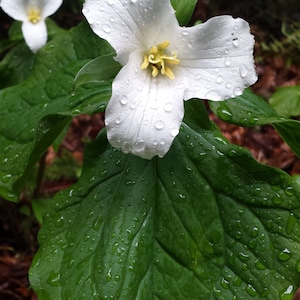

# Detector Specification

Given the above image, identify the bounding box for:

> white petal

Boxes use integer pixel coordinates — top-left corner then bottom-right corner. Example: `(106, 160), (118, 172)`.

(1, 0), (28, 21)
(176, 16), (257, 101)
(82, 0), (179, 66)
(40, 0), (63, 18)
(22, 21), (47, 52)
(105, 51), (184, 160)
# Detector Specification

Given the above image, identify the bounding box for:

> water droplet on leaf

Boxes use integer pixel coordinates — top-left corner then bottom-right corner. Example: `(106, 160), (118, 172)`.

(278, 248), (292, 261)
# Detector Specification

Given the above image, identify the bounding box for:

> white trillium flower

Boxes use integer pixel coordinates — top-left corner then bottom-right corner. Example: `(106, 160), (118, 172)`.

(82, 0), (257, 160)
(0, 0), (63, 52)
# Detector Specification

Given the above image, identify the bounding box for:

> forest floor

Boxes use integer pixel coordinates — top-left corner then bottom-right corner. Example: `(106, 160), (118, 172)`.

(1, 1), (300, 299)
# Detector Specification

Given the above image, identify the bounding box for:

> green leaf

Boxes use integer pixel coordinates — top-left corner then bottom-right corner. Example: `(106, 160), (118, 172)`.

(73, 53), (121, 90)
(0, 20), (67, 88)
(0, 22), (113, 201)
(30, 100), (300, 299)
(269, 86), (300, 118)
(171, 0), (197, 25)
(209, 89), (300, 158)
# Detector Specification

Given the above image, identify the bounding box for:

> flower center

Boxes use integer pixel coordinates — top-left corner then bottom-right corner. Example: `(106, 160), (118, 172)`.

(141, 41), (180, 80)
(27, 8), (41, 24)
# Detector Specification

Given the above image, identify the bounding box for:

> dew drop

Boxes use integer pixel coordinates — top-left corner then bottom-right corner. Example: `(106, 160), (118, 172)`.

(120, 95), (128, 105)
(232, 38), (239, 47)
(240, 64), (249, 78)
(106, 268), (112, 282)
(164, 102), (173, 112)
(272, 194), (282, 205)
(47, 270), (60, 287)
(279, 285), (294, 300)
(195, 73), (202, 80)
(115, 117), (121, 125)
(136, 84), (143, 91)
(102, 24), (111, 33)
(1, 174), (12, 183)
(246, 284), (257, 297)
(238, 252), (250, 261)
(225, 58), (231, 66)
(82, 8), (89, 14)
(133, 141), (145, 151)
(278, 248), (292, 261)
(284, 186), (294, 196)
(233, 87), (243, 96)
(129, 101), (136, 110)
(217, 105), (233, 121)
(233, 276), (242, 286)
(225, 82), (232, 89)
(171, 128), (179, 137)
(255, 259), (266, 270)
(216, 76), (223, 84)
(176, 82), (185, 90)
(251, 227), (259, 237)
(286, 215), (297, 234)
(155, 120), (164, 130)
(206, 90), (221, 100)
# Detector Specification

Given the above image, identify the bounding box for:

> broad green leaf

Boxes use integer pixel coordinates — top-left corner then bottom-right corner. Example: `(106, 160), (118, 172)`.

(171, 0), (198, 25)
(269, 86), (300, 118)
(73, 53), (121, 90)
(209, 89), (300, 158)
(30, 100), (300, 299)
(0, 20), (66, 88)
(0, 22), (113, 201)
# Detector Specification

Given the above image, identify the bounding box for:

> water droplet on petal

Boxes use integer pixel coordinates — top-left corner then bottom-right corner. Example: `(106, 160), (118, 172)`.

(102, 24), (111, 33)
(240, 65), (249, 78)
(155, 121), (164, 130)
(225, 58), (231, 66)
(195, 73), (202, 80)
(115, 117), (121, 124)
(233, 87), (243, 96)
(176, 82), (185, 90)
(129, 102), (136, 110)
(120, 95), (128, 105)
(164, 102), (173, 112)
(225, 82), (232, 89)
(206, 90), (222, 100)
(232, 38), (239, 47)
(133, 141), (145, 151)
(216, 76), (223, 84)
(171, 128), (179, 137)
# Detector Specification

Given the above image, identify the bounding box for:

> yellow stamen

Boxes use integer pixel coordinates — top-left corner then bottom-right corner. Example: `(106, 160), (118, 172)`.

(141, 41), (180, 80)
(28, 8), (41, 24)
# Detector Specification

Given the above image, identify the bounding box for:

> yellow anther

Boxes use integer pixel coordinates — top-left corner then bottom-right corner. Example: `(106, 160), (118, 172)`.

(27, 8), (41, 24)
(141, 40), (180, 80)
